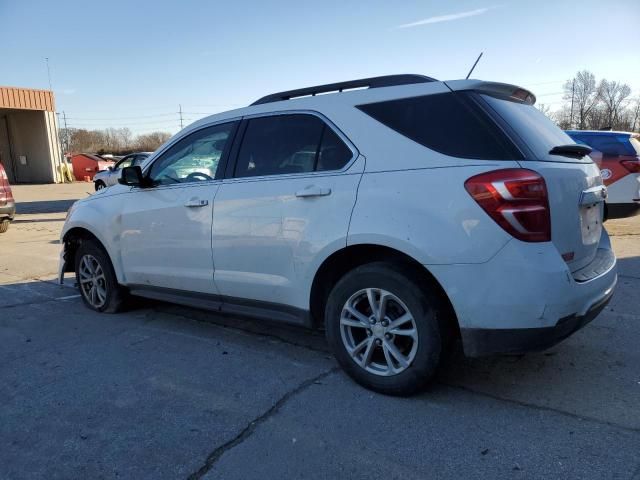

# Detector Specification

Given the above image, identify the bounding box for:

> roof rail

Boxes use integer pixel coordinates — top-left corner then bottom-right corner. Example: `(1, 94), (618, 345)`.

(250, 74), (437, 106)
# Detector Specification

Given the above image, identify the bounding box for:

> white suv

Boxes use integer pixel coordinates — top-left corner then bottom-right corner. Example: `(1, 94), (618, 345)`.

(60, 75), (617, 395)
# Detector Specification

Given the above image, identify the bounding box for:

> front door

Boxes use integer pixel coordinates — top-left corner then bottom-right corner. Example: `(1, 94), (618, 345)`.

(212, 113), (362, 310)
(120, 121), (238, 293)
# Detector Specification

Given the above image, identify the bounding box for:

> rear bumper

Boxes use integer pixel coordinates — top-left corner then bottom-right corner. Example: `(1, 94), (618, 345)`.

(607, 201), (640, 219)
(427, 229), (617, 357)
(460, 280), (615, 356)
(0, 200), (15, 220)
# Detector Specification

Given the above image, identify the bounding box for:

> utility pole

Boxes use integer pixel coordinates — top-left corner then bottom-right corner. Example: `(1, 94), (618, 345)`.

(179, 104), (184, 129)
(62, 111), (69, 153)
(569, 78), (575, 129)
(44, 57), (53, 91)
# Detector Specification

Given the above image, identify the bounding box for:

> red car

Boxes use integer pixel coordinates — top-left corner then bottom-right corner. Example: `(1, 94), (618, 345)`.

(0, 163), (15, 233)
(566, 130), (640, 218)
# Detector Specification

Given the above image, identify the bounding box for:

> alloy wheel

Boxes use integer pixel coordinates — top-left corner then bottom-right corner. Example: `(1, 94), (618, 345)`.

(340, 288), (419, 376)
(78, 254), (108, 308)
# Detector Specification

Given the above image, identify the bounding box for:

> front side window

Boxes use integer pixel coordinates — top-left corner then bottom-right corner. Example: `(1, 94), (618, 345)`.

(234, 114), (353, 178)
(149, 122), (236, 185)
(132, 155), (148, 166)
(115, 155), (134, 170)
(357, 92), (522, 161)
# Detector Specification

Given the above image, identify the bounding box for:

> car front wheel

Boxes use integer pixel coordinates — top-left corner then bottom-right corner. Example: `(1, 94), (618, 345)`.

(94, 181), (106, 191)
(325, 262), (444, 396)
(75, 239), (126, 313)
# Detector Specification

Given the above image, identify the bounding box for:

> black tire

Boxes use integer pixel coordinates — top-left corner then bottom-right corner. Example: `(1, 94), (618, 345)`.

(325, 262), (444, 396)
(0, 220), (9, 233)
(94, 181), (106, 191)
(74, 239), (127, 313)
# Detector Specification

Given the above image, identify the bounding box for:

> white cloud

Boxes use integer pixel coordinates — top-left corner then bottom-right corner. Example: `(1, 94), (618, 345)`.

(396, 6), (498, 29)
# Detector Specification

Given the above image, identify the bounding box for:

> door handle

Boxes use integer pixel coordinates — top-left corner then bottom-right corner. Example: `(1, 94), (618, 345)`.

(184, 198), (209, 207)
(295, 185), (332, 198)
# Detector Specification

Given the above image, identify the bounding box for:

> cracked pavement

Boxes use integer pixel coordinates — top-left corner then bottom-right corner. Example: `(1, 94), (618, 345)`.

(1, 184), (640, 479)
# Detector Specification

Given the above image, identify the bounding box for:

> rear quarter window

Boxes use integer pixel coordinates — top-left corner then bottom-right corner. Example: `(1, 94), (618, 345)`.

(356, 92), (522, 161)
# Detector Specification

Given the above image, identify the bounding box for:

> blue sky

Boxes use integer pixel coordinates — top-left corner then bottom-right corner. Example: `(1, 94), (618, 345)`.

(1, 0), (638, 135)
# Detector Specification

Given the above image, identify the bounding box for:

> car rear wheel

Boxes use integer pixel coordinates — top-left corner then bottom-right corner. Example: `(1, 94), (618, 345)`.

(75, 239), (127, 313)
(94, 181), (106, 191)
(0, 219), (9, 233)
(325, 262), (444, 396)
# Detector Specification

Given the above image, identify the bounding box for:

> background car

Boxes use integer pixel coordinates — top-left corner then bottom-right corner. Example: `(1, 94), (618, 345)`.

(93, 152), (151, 190)
(0, 163), (15, 233)
(566, 130), (640, 218)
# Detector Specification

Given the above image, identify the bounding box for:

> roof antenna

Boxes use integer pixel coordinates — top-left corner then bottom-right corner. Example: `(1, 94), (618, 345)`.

(465, 52), (483, 79)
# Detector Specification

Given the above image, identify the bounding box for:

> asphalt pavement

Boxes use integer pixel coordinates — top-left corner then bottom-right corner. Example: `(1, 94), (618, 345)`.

(1, 183), (639, 480)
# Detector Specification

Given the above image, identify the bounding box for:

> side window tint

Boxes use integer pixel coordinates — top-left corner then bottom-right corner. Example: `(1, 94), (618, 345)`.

(316, 127), (353, 171)
(357, 93), (521, 160)
(235, 115), (324, 178)
(149, 122), (236, 185)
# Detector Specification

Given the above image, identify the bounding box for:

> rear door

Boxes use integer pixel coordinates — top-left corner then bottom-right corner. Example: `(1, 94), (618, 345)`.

(480, 93), (606, 272)
(212, 113), (363, 310)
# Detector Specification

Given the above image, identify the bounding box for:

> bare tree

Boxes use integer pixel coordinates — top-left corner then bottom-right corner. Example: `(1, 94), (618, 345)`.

(536, 103), (555, 121)
(118, 128), (133, 150)
(59, 128), (171, 154)
(599, 80), (631, 129)
(563, 70), (601, 129)
(629, 97), (640, 132)
(135, 132), (172, 152)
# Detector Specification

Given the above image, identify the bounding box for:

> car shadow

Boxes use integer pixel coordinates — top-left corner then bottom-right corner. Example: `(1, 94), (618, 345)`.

(12, 218), (65, 224)
(15, 199), (78, 214)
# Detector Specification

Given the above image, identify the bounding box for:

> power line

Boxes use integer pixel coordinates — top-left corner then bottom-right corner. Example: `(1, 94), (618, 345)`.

(535, 91), (565, 97)
(64, 112), (177, 120)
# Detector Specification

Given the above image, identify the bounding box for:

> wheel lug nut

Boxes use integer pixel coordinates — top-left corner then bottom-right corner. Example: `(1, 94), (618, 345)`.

(385, 333), (392, 340)
(382, 320), (389, 327)
(375, 339), (382, 346)
(370, 318), (376, 324)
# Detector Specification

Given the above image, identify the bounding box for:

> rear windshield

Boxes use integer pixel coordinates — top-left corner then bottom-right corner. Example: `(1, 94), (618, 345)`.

(356, 92), (523, 161)
(481, 94), (581, 161)
(569, 133), (639, 156)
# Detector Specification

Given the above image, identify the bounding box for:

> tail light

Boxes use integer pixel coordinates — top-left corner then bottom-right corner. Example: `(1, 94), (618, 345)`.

(621, 160), (640, 173)
(465, 168), (551, 242)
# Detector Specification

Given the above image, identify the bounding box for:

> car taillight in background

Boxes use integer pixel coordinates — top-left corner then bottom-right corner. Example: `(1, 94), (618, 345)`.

(621, 160), (640, 173)
(465, 168), (551, 242)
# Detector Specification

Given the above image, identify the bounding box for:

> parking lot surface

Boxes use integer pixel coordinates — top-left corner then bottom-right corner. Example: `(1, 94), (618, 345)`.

(1, 184), (639, 479)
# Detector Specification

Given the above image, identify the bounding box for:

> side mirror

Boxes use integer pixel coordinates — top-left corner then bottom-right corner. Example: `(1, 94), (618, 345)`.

(118, 166), (147, 187)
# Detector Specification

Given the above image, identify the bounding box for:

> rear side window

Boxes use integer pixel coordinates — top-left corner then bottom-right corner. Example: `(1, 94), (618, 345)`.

(234, 114), (353, 178)
(357, 92), (522, 160)
(569, 134), (637, 156)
